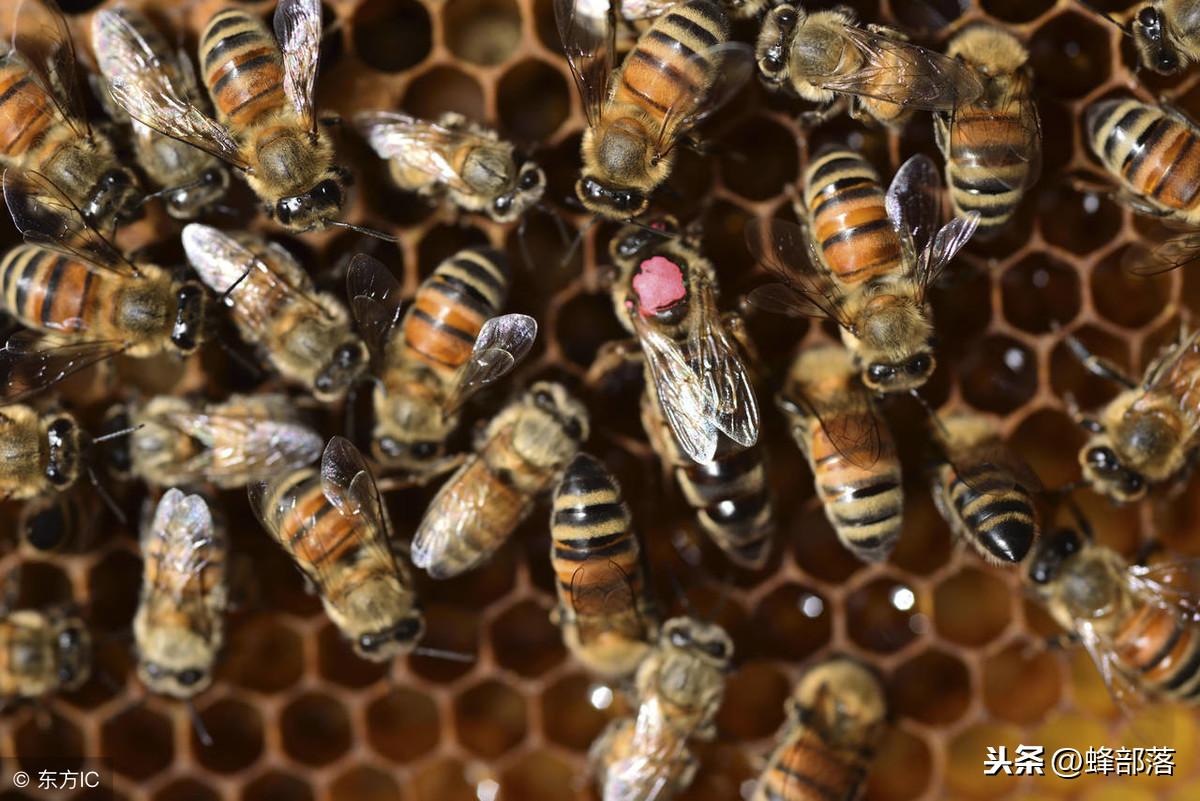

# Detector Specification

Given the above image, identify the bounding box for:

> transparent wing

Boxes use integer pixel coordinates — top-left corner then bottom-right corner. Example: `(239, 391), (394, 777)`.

(0, 331), (125, 403)
(1076, 618), (1148, 715)
(743, 217), (852, 328)
(444, 314), (538, 414)
(92, 9), (245, 168)
(652, 41), (755, 158)
(914, 210), (980, 301)
(941, 436), (1042, 496)
(321, 436), (386, 535)
(411, 458), (503, 577)
(353, 111), (483, 194)
(688, 283), (758, 448)
(7, 0), (88, 136)
(632, 312), (718, 464)
(1127, 232), (1200, 277)
(273, 0), (321, 131)
(570, 561), (648, 644)
(164, 411), (323, 485)
(1140, 329), (1200, 425)
(948, 71), (1041, 191)
(554, 0), (614, 128)
(603, 696), (686, 801)
(886, 153), (942, 256)
(787, 382), (884, 471)
(817, 26), (983, 111)
(346, 252), (405, 363)
(145, 488), (220, 610)
(1128, 559), (1200, 622)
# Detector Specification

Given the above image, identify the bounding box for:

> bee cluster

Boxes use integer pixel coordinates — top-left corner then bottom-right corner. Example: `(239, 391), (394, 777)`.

(3, 0), (1200, 800)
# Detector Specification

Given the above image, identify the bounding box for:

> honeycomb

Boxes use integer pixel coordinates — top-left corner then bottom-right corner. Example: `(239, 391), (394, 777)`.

(3, 0), (1200, 799)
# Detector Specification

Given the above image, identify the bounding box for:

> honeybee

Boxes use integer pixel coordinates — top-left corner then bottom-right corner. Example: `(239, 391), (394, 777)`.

(1091, 2), (1200, 75)
(550, 452), (658, 679)
(249, 437), (424, 662)
(102, 0), (353, 232)
(555, 0), (753, 219)
(0, 0), (141, 233)
(134, 488), (227, 699)
(934, 24), (1041, 240)
(0, 606), (90, 703)
(0, 404), (83, 502)
(182, 224), (367, 401)
(354, 111), (546, 224)
(929, 410), (1041, 566)
(106, 393), (323, 490)
(412, 382), (589, 579)
(346, 251), (537, 479)
(1063, 327), (1200, 505)
(17, 487), (101, 555)
(598, 220), (771, 568)
(755, 4), (982, 128)
(751, 656), (887, 801)
(746, 152), (979, 395)
(1028, 522), (1200, 706)
(590, 616), (732, 801)
(778, 343), (903, 564)
(91, 8), (231, 220)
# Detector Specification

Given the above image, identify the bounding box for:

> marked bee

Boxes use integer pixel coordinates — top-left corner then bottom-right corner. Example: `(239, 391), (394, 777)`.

(182, 224), (367, 402)
(249, 437), (424, 662)
(1063, 326), (1200, 504)
(355, 111), (546, 224)
(412, 382), (589, 579)
(755, 4), (982, 128)
(134, 488), (227, 699)
(550, 452), (658, 679)
(0, 0), (141, 233)
(91, 8), (231, 220)
(752, 656), (887, 801)
(929, 410), (1041, 566)
(102, 0), (354, 232)
(105, 393), (323, 490)
(590, 616), (732, 801)
(0, 404), (83, 502)
(346, 250), (537, 480)
(778, 343), (903, 564)
(935, 24), (1041, 240)
(747, 152), (979, 395)
(598, 219), (771, 568)
(0, 606), (90, 703)
(555, 0), (753, 219)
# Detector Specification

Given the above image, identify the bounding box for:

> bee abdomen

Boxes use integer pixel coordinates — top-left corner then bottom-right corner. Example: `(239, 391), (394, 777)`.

(679, 444), (774, 568)
(1117, 605), (1200, 702)
(948, 476), (1036, 564)
(819, 474), (903, 563)
(0, 53), (62, 163)
(200, 9), (285, 128)
(1086, 99), (1200, 213)
(759, 730), (867, 801)
(946, 111), (1035, 234)
(0, 245), (97, 336)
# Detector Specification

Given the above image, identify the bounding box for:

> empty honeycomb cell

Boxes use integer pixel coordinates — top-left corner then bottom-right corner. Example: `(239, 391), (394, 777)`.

(445, 0), (522, 66)
(1048, 324), (1130, 410)
(1010, 408), (1086, 491)
(317, 3), (344, 73)
(846, 577), (924, 654)
(453, 679), (528, 758)
(416, 223), (492, 274)
(8, 559), (72, 610)
(934, 567), (1013, 647)
(280, 692), (353, 766)
(867, 725), (934, 801)
(958, 334), (1038, 413)
(152, 778), (219, 801)
(499, 749), (575, 801)
(14, 713), (84, 775)
(366, 687), (441, 762)
(193, 698), (265, 774)
(748, 583), (832, 662)
(792, 505), (865, 585)
(221, 617), (305, 693)
(490, 598), (566, 677)
(719, 116), (799, 203)
(983, 641), (1063, 726)
(1036, 183), (1122, 256)
(318, 622), (391, 689)
(928, 267), (993, 360)
(352, 0), (432, 73)
(946, 721), (1024, 799)
(890, 492), (956, 577)
(505, 213), (580, 285)
(980, 0), (1053, 23)
(242, 771), (314, 801)
(100, 705), (174, 780)
(1029, 12), (1113, 98)
(330, 765), (404, 801)
(554, 289), (629, 368)
(891, 0), (967, 33)
(1001, 252), (1082, 334)
(86, 549), (141, 631)
(406, 603), (479, 684)
(404, 67), (487, 123)
(540, 672), (611, 751)
(890, 647), (972, 726)
(498, 60), (570, 142)
(1092, 246), (1173, 328)
(715, 661), (789, 740)
(64, 638), (129, 711)
(413, 758), (476, 801)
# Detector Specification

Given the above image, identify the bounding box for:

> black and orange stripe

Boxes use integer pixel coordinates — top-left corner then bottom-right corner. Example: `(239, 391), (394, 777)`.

(1, 245), (101, 338)
(755, 726), (872, 801)
(1115, 601), (1200, 701)
(199, 9), (286, 130)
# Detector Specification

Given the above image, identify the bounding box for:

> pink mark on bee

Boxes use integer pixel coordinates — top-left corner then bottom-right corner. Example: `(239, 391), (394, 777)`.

(631, 256), (686, 317)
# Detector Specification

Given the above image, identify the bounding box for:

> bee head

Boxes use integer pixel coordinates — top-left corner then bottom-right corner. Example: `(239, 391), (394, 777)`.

(165, 167), (231, 220)
(491, 162), (546, 223)
(528, 382), (590, 444)
(576, 175), (649, 220)
(44, 414), (81, 489)
(313, 339), (368, 401)
(87, 167), (143, 227)
(1132, 6), (1182, 74)
(610, 217), (680, 263)
(273, 173), (347, 231)
(355, 614), (425, 661)
(662, 617), (734, 668)
(54, 618), (92, 691)
(756, 4), (800, 84)
(1028, 527), (1083, 586)
(139, 657), (212, 698)
(171, 281), (208, 355)
(1080, 440), (1147, 504)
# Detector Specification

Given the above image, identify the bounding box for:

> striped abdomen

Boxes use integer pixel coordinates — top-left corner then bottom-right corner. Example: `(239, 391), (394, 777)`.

(0, 45), (69, 167)
(142, 517), (226, 632)
(397, 247), (509, 381)
(936, 464), (1037, 564)
(754, 726), (870, 801)
(199, 9), (285, 129)
(1114, 602), (1200, 702)
(802, 149), (902, 286)
(0, 245), (115, 339)
(808, 415), (903, 564)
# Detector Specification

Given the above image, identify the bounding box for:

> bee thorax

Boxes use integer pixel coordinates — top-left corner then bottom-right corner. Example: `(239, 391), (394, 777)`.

(598, 125), (650, 180)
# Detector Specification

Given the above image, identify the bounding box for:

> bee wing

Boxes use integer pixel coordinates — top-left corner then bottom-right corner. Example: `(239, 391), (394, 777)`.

(913, 210), (979, 300)
(653, 41), (755, 158)
(689, 282), (758, 448)
(818, 26), (983, 111)
(91, 9), (246, 169)
(554, 0), (615, 129)
(569, 560), (648, 644)
(273, 0), (322, 132)
(144, 489), (222, 627)
(1075, 618), (1149, 714)
(2, 170), (138, 276)
(411, 458), (501, 577)
(947, 71), (1041, 190)
(603, 695), (682, 801)
(941, 438), (1041, 496)
(444, 314), (538, 414)
(316, 437), (406, 583)
(743, 217), (853, 328)
(346, 252), (404, 364)
(787, 382), (884, 471)
(0, 331), (126, 403)
(163, 411), (324, 485)
(6, 0), (88, 136)
(632, 312), (718, 464)
(353, 111), (482, 194)
(1127, 559), (1200, 622)
(1126, 232), (1200, 277)
(1138, 329), (1200, 426)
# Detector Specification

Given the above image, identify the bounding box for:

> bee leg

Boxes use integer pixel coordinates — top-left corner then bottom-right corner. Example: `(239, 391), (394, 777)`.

(1061, 333), (1138, 389)
(585, 338), (643, 390)
(796, 97), (845, 129)
(1134, 537), (1165, 567)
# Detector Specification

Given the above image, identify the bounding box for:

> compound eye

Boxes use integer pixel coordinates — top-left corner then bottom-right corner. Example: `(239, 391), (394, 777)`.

(143, 662), (164, 679)
(335, 343), (361, 368)
(177, 669), (203, 686)
(581, 178), (605, 200)
(1138, 7), (1159, 27)
(616, 191), (640, 211)
(58, 628), (80, 648)
(312, 179), (341, 205)
(533, 388), (555, 409)
(1086, 446), (1117, 473)
(411, 441), (438, 459)
(101, 170), (124, 187)
(775, 8), (797, 27)
(315, 374), (334, 393)
(493, 194), (514, 214)
(764, 53), (784, 71)
(669, 628), (690, 648)
(563, 418), (583, 440)
(1158, 52), (1179, 72)
(867, 363), (893, 383)
(704, 641), (728, 659)
(518, 168), (541, 191)
(379, 437), (403, 458)
(358, 634), (379, 653)
(392, 616), (422, 641)
(1123, 472), (1145, 494)
(202, 168), (223, 186)
(907, 354), (931, 376)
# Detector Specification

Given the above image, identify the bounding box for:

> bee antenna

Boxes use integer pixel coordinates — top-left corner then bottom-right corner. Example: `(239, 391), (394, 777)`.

(90, 423), (143, 445)
(413, 645), (476, 663)
(84, 464), (126, 527)
(662, 559), (696, 617)
(706, 575), (733, 623)
(909, 389), (951, 441)
(561, 216), (598, 270)
(1079, 2), (1131, 36)
(536, 202), (573, 249)
(186, 700), (214, 747)
(135, 176), (206, 208)
(328, 220), (399, 243)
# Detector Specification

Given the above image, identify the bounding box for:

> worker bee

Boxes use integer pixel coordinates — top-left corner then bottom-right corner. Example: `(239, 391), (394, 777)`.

(90, 8), (231, 220)
(182, 224), (367, 401)
(746, 152), (979, 395)
(590, 616), (732, 801)
(550, 452), (658, 679)
(249, 437), (424, 662)
(934, 24), (1041, 240)
(751, 656), (887, 801)
(17, 487), (101, 555)
(412, 382), (589, 579)
(102, 0), (354, 232)
(1063, 326), (1200, 505)
(555, 0), (753, 219)
(104, 393), (323, 490)
(0, 0), (141, 233)
(1028, 522), (1200, 706)
(778, 343), (903, 564)
(0, 404), (83, 502)
(1089, 2), (1200, 75)
(755, 4), (983, 128)
(0, 606), (91, 703)
(929, 410), (1041, 566)
(354, 111), (546, 224)
(346, 251), (537, 480)
(134, 488), (227, 699)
